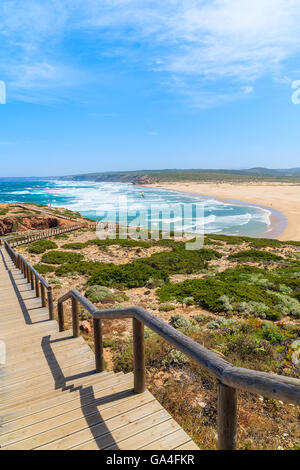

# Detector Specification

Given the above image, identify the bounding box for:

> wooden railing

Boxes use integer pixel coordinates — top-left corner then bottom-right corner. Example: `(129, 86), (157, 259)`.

(1, 223), (85, 247)
(57, 289), (300, 450)
(4, 241), (54, 321)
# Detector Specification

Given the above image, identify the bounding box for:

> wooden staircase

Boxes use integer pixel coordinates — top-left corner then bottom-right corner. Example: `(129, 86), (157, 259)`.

(0, 247), (198, 450)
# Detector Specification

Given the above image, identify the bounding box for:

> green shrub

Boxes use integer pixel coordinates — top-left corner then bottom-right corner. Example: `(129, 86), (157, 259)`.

(87, 263), (168, 288)
(206, 318), (237, 330)
(33, 264), (56, 274)
(137, 248), (222, 274)
(88, 238), (152, 248)
(145, 277), (165, 289)
(48, 278), (62, 288)
(61, 242), (88, 250)
(85, 285), (128, 303)
(103, 339), (116, 348)
(228, 249), (283, 263)
(225, 334), (275, 362)
(54, 233), (69, 240)
(182, 296), (195, 306)
(271, 292), (300, 317)
(55, 261), (111, 276)
(206, 234), (246, 245)
(249, 238), (282, 249)
(159, 303), (176, 312)
(28, 240), (57, 254)
(158, 276), (283, 320)
(170, 314), (193, 329)
(162, 349), (189, 367)
(41, 250), (84, 264)
(260, 323), (285, 344)
(0, 208), (8, 216)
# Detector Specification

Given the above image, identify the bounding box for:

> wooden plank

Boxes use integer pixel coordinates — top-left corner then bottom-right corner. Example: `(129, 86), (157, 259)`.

(0, 374), (134, 421)
(0, 352), (96, 386)
(0, 355), (97, 395)
(1, 390), (155, 448)
(32, 400), (163, 451)
(175, 440), (200, 450)
(71, 411), (173, 450)
(5, 336), (87, 365)
(0, 374), (129, 435)
(140, 429), (193, 450)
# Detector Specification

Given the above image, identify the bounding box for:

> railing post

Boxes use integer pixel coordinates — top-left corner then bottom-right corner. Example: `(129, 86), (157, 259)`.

(40, 283), (46, 307)
(26, 264), (30, 283)
(35, 275), (40, 298)
(48, 288), (54, 320)
(133, 317), (145, 394)
(58, 302), (64, 331)
(72, 297), (79, 338)
(217, 382), (237, 450)
(93, 318), (104, 372)
(30, 270), (34, 290)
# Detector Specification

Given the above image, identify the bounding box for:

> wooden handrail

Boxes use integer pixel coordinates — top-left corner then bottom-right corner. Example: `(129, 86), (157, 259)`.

(2, 223), (85, 247)
(57, 288), (300, 450)
(3, 223), (86, 319)
(4, 240), (55, 319)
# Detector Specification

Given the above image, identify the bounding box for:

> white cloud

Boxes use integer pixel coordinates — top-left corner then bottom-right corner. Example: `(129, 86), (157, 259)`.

(1, 0), (300, 105)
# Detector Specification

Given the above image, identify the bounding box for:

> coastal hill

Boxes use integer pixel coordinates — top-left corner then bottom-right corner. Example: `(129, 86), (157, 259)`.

(1, 168), (300, 184)
(62, 168), (300, 184)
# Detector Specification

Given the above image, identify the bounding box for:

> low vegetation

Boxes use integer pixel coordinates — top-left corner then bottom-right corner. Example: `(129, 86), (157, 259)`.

(41, 250), (84, 264)
(61, 242), (88, 250)
(33, 263), (57, 274)
(87, 263), (169, 288)
(85, 285), (129, 304)
(158, 264), (300, 320)
(28, 239), (58, 254)
(228, 249), (283, 263)
(136, 247), (221, 274)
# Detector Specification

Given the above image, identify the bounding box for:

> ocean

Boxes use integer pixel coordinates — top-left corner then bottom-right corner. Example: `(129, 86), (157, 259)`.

(0, 179), (273, 237)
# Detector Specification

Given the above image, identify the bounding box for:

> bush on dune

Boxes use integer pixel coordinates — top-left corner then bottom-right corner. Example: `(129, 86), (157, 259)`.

(41, 250), (84, 264)
(157, 261), (300, 320)
(33, 264), (56, 274)
(61, 242), (88, 250)
(228, 249), (283, 263)
(158, 277), (282, 318)
(87, 263), (168, 288)
(88, 238), (152, 248)
(55, 261), (111, 276)
(28, 240), (57, 254)
(85, 285), (128, 303)
(137, 247), (222, 274)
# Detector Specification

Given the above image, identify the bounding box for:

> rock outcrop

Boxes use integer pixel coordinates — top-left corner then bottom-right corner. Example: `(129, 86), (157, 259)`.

(0, 216), (70, 236)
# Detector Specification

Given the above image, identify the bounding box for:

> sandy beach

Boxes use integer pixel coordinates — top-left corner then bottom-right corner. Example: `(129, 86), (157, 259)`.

(145, 182), (300, 241)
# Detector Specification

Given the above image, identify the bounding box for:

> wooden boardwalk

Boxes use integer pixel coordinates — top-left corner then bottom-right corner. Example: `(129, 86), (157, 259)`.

(0, 247), (198, 450)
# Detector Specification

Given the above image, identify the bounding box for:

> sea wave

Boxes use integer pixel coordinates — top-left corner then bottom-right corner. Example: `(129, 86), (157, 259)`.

(0, 179), (272, 237)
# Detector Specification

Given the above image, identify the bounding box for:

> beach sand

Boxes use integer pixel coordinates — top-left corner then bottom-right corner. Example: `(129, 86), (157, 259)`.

(144, 182), (300, 241)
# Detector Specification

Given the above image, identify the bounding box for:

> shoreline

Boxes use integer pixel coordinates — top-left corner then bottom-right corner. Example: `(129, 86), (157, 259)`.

(142, 182), (300, 241)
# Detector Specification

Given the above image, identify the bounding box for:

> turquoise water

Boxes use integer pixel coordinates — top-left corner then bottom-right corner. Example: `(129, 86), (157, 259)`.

(0, 179), (273, 237)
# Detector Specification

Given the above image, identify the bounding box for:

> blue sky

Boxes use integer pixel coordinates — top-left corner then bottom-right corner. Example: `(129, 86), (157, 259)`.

(1, 0), (300, 176)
